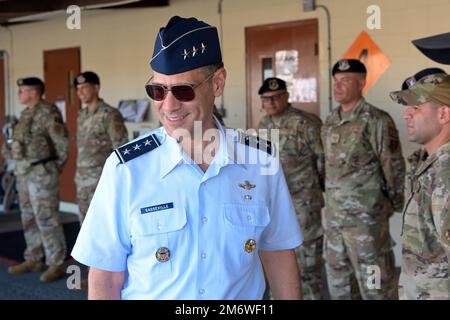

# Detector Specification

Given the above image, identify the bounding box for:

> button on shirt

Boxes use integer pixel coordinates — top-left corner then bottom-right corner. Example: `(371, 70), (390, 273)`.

(71, 119), (303, 300)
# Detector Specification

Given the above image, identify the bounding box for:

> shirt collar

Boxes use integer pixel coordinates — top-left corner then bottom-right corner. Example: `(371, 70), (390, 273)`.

(158, 115), (247, 179)
(82, 99), (103, 114)
(157, 126), (184, 179)
(415, 141), (450, 177)
(328, 97), (366, 125)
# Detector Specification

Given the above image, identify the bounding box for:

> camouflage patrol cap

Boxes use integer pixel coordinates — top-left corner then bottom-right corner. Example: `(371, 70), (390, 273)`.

(17, 77), (45, 94)
(74, 71), (100, 86)
(258, 77), (287, 94)
(390, 73), (450, 106)
(332, 59), (367, 76)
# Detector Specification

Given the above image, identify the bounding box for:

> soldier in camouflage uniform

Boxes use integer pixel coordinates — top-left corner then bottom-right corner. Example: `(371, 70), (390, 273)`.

(400, 69), (446, 191)
(1, 77), (69, 282)
(390, 72), (450, 299)
(258, 77), (325, 300)
(74, 71), (128, 224)
(322, 60), (405, 299)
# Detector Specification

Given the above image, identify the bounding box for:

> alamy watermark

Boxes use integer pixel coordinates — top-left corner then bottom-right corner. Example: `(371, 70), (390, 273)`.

(367, 5), (381, 30)
(366, 264), (381, 290)
(66, 264), (82, 290)
(66, 5), (81, 30)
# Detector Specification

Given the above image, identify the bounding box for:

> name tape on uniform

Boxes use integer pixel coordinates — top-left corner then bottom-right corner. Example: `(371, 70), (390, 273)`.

(140, 202), (174, 214)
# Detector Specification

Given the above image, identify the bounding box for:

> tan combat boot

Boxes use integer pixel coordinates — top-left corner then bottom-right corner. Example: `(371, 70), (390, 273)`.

(39, 265), (65, 283)
(8, 260), (46, 275)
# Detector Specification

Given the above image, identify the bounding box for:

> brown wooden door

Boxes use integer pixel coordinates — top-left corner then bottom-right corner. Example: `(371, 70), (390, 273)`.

(43, 47), (80, 202)
(0, 55), (5, 167)
(246, 19), (319, 129)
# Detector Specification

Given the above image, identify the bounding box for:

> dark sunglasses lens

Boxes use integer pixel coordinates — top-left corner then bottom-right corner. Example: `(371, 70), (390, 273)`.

(171, 85), (195, 102)
(145, 85), (166, 101)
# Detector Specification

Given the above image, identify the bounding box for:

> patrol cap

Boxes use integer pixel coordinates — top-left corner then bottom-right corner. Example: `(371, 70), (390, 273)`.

(17, 77), (45, 94)
(74, 71), (100, 86)
(150, 16), (222, 75)
(401, 67), (447, 90)
(412, 32), (450, 65)
(390, 73), (450, 107)
(258, 77), (287, 95)
(332, 59), (367, 76)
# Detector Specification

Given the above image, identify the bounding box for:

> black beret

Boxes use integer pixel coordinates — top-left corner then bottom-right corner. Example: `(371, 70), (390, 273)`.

(412, 32), (450, 65)
(258, 77), (287, 95)
(17, 77), (44, 87)
(401, 67), (447, 90)
(74, 71), (100, 86)
(332, 59), (367, 76)
(17, 77), (44, 94)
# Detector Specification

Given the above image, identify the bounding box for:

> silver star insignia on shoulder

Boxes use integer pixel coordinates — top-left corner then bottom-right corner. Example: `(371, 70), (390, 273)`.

(144, 139), (152, 146)
(201, 42), (207, 54)
(122, 148), (130, 155)
(133, 144), (141, 151)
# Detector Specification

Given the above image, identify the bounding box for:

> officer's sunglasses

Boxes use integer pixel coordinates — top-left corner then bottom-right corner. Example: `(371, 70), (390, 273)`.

(145, 71), (216, 102)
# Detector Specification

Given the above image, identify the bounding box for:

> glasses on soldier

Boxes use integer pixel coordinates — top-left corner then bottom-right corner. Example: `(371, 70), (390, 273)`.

(145, 71), (216, 102)
(261, 92), (286, 103)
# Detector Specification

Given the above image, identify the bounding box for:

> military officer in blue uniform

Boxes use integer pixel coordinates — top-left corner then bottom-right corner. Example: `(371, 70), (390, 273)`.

(71, 16), (303, 300)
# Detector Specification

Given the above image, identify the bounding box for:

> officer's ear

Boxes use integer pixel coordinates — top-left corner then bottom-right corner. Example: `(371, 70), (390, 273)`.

(213, 67), (226, 98)
(438, 105), (450, 125)
(358, 75), (367, 91)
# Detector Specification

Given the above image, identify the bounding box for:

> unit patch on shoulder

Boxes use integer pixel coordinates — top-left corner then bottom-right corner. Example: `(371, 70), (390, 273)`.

(114, 134), (161, 163)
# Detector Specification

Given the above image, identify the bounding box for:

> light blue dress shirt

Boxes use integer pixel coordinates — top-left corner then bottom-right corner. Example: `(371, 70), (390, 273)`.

(71, 119), (303, 299)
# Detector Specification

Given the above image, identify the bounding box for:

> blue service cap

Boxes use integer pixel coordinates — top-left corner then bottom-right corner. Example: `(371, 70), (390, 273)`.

(150, 16), (223, 75)
(412, 32), (450, 65)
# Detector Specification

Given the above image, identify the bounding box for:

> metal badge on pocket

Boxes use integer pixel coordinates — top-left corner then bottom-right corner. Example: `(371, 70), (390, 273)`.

(155, 247), (171, 262)
(244, 239), (256, 253)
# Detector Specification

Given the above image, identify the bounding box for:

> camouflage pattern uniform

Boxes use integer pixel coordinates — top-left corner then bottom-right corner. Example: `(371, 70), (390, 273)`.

(321, 98), (405, 300)
(1, 100), (69, 267)
(399, 142), (450, 299)
(406, 148), (428, 193)
(75, 100), (128, 224)
(259, 105), (325, 300)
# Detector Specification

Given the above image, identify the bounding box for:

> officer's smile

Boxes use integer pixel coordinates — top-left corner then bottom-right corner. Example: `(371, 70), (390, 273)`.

(163, 112), (190, 125)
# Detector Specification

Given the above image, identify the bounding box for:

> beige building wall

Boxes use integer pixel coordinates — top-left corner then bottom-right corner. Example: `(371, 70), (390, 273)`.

(1, 0), (449, 265)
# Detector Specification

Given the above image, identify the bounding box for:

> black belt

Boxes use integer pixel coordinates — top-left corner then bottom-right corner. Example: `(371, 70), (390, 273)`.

(30, 156), (58, 166)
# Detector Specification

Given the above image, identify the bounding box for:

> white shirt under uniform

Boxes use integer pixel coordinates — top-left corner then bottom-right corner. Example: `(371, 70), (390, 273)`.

(72, 119), (303, 299)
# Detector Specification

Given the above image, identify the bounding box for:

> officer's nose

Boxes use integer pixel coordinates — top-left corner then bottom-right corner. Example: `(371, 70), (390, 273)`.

(403, 106), (414, 120)
(161, 91), (182, 112)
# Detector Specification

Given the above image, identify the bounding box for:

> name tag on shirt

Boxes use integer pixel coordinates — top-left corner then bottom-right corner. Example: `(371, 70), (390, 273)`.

(140, 202), (174, 214)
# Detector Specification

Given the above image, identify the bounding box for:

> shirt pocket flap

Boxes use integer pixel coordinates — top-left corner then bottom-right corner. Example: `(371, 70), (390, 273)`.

(223, 204), (270, 227)
(134, 207), (187, 235)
